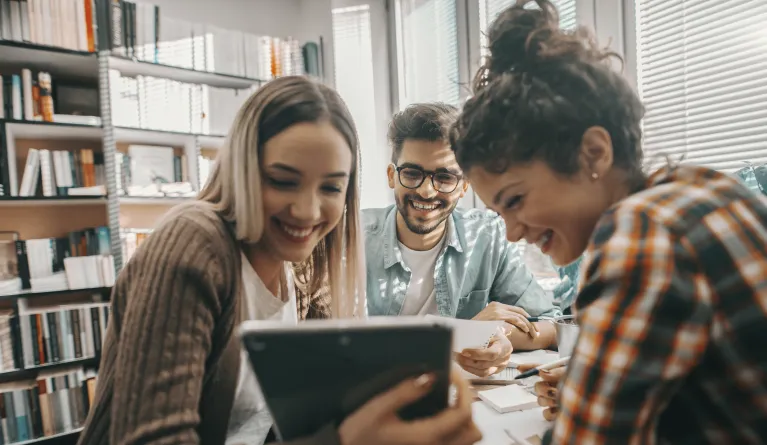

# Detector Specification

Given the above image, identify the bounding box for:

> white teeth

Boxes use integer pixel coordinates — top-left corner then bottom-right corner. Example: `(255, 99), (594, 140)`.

(280, 224), (313, 238)
(535, 231), (552, 249)
(412, 201), (438, 211)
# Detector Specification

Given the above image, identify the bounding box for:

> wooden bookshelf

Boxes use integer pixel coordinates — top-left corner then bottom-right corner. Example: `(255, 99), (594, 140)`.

(109, 56), (264, 89)
(0, 287), (111, 303)
(0, 357), (99, 385)
(0, 2), (314, 443)
(0, 41), (97, 82)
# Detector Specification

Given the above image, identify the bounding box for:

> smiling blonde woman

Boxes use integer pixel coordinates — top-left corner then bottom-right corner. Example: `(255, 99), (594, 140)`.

(77, 76), (480, 445)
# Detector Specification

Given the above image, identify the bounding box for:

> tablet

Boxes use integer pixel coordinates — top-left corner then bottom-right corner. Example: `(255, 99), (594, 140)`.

(239, 317), (454, 441)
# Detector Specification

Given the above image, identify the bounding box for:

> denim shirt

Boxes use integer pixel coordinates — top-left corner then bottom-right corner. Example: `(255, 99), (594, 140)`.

(362, 206), (562, 319)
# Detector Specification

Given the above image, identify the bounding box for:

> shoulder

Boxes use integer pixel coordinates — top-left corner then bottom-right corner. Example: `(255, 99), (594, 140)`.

(361, 206), (395, 235)
(452, 207), (505, 234)
(613, 165), (761, 235)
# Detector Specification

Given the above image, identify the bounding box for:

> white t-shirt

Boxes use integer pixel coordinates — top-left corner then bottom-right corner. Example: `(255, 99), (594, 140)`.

(398, 239), (444, 316)
(226, 253), (298, 445)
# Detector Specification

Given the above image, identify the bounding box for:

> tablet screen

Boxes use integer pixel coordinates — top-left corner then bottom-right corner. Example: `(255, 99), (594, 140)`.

(241, 322), (453, 441)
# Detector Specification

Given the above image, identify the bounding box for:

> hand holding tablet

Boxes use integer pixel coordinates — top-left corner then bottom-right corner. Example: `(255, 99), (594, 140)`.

(338, 368), (481, 445)
(239, 317), (483, 445)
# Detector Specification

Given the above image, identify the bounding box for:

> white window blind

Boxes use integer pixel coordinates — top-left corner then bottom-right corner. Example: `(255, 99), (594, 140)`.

(395, 0), (460, 107)
(332, 5), (380, 209)
(635, 0), (767, 172)
(479, 0), (577, 59)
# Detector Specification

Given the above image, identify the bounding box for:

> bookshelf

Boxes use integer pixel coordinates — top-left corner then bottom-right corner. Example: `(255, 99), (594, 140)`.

(1, 0), (319, 443)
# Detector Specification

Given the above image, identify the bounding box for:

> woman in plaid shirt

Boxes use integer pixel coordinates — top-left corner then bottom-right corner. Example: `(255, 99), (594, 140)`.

(450, 0), (767, 443)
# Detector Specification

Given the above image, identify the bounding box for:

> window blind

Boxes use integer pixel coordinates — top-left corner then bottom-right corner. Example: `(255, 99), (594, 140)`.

(396, 0), (460, 107)
(479, 0), (577, 59)
(332, 5), (379, 208)
(635, 0), (767, 172)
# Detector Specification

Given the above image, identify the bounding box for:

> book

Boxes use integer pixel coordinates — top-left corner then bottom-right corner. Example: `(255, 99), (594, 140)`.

(478, 384), (539, 414)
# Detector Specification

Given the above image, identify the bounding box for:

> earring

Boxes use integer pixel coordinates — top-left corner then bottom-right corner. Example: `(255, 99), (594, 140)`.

(591, 172), (599, 180)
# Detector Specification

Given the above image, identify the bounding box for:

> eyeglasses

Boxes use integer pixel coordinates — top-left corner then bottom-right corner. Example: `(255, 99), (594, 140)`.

(396, 166), (462, 194)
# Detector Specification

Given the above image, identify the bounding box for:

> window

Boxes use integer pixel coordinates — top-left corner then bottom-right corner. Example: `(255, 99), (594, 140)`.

(395, 0), (460, 107)
(479, 0), (577, 59)
(332, 4), (381, 209)
(634, 1), (767, 172)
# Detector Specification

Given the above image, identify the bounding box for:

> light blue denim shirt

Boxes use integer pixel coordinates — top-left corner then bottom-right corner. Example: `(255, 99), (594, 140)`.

(363, 206), (562, 319)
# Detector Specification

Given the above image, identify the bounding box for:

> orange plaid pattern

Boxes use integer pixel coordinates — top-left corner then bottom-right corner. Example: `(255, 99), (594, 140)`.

(542, 165), (767, 444)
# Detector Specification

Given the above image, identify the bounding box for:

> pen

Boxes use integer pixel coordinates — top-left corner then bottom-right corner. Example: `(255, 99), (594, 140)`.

(514, 356), (570, 380)
(526, 316), (553, 322)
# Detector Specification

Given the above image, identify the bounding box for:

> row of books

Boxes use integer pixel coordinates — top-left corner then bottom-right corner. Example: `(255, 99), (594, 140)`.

(0, 0), (307, 79)
(17, 148), (104, 198)
(0, 0), (96, 52)
(0, 227), (114, 296)
(105, 0), (304, 79)
(109, 70), (254, 136)
(9, 301), (109, 370)
(0, 70), (53, 122)
(0, 368), (98, 444)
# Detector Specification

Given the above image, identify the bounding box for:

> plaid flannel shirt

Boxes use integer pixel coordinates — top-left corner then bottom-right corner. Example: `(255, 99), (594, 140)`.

(543, 166), (767, 444)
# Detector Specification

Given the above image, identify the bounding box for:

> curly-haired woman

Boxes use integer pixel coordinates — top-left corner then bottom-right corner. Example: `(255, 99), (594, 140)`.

(450, 1), (767, 443)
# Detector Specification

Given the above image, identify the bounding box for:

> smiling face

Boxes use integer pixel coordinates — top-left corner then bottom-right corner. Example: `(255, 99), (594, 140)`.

(257, 121), (353, 263)
(468, 161), (605, 265)
(388, 139), (468, 237)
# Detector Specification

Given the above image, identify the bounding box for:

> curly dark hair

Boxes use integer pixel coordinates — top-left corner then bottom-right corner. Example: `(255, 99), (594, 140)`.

(450, 0), (645, 184)
(388, 102), (459, 164)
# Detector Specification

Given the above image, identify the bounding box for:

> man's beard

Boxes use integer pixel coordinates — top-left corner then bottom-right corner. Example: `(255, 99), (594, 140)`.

(395, 193), (457, 235)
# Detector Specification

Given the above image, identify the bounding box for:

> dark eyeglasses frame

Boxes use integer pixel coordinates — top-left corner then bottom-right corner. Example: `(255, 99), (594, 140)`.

(395, 165), (463, 194)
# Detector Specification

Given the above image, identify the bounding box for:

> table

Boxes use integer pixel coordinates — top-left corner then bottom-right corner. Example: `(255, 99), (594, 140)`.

(473, 401), (552, 444)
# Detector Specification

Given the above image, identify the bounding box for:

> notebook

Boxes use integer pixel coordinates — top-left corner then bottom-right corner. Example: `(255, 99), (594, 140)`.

(477, 384), (540, 413)
(424, 315), (504, 352)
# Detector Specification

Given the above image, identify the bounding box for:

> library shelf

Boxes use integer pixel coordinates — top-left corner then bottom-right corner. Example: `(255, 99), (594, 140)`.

(109, 56), (266, 89)
(0, 41), (97, 81)
(0, 357), (99, 385)
(113, 126), (198, 146)
(14, 427), (84, 445)
(119, 196), (194, 206)
(197, 134), (227, 149)
(3, 120), (103, 140)
(0, 286), (111, 302)
(0, 196), (107, 207)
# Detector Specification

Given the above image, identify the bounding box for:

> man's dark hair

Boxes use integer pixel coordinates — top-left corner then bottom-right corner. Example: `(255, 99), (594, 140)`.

(388, 102), (459, 164)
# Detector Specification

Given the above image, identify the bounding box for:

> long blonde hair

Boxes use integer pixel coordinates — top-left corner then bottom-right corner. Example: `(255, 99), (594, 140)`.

(197, 76), (366, 319)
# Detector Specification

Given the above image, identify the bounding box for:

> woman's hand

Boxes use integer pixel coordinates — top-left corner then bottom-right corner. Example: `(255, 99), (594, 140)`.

(338, 369), (482, 445)
(516, 363), (566, 421)
(457, 329), (512, 377)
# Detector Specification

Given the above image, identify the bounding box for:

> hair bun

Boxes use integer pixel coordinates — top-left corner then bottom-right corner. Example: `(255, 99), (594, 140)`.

(483, 0), (606, 78)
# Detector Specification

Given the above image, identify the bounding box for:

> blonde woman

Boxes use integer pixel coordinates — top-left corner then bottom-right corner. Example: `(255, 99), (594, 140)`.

(77, 76), (480, 445)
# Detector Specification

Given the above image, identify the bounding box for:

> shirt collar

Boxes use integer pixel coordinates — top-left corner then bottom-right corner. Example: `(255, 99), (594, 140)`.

(382, 208), (464, 269)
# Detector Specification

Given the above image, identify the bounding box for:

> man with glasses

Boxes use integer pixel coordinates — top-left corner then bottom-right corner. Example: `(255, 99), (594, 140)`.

(363, 103), (562, 375)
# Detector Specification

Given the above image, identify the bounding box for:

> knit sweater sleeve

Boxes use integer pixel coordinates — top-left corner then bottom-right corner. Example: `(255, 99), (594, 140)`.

(110, 212), (236, 445)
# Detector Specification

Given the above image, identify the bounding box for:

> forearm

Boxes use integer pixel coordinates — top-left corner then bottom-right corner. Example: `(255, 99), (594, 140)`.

(508, 321), (556, 351)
